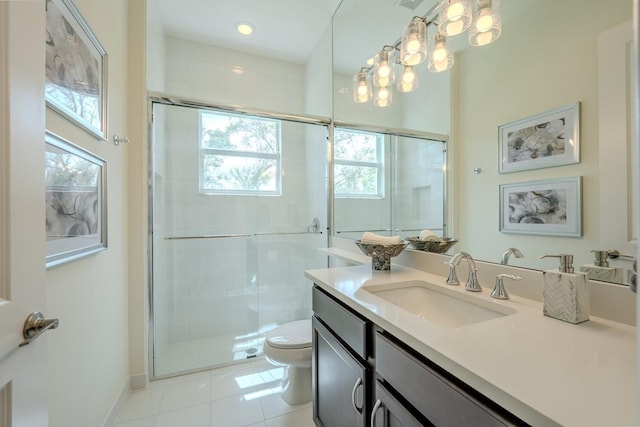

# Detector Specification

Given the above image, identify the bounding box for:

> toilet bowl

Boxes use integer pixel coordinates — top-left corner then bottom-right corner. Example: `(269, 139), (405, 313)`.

(263, 319), (312, 405)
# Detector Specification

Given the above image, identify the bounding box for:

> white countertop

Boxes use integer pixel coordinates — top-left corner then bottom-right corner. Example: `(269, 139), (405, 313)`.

(305, 263), (637, 427)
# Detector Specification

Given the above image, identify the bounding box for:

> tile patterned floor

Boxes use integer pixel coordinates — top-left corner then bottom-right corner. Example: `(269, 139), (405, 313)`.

(113, 358), (314, 427)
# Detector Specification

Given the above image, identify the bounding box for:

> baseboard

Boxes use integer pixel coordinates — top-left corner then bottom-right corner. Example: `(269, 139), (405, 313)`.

(102, 378), (130, 427)
(130, 373), (147, 390)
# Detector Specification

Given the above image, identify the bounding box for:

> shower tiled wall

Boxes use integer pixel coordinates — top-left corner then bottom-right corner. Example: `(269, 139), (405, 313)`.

(165, 36), (306, 114)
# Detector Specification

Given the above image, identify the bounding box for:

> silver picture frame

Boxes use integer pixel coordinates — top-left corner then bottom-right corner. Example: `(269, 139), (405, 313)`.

(499, 176), (582, 237)
(45, 131), (107, 268)
(45, 0), (108, 140)
(498, 102), (580, 173)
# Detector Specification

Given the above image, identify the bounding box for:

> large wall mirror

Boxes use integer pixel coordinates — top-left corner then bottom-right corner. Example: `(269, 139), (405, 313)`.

(332, 0), (636, 286)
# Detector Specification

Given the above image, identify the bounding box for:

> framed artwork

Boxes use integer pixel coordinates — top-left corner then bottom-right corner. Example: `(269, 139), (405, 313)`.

(499, 177), (582, 237)
(45, 0), (108, 140)
(498, 102), (579, 173)
(45, 131), (107, 268)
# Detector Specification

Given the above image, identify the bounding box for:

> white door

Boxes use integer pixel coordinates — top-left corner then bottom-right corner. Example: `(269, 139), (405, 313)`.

(0, 1), (49, 426)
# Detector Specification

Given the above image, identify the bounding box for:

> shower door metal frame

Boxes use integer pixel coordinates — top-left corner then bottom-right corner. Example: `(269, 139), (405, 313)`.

(147, 93), (332, 380)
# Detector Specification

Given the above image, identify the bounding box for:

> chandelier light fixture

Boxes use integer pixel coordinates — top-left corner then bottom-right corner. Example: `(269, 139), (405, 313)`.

(353, 71), (373, 103)
(400, 17), (427, 65)
(397, 65), (419, 92)
(469, 0), (501, 46)
(374, 85), (393, 107)
(437, 0), (471, 36)
(427, 31), (453, 72)
(373, 47), (396, 87)
(351, 0), (502, 107)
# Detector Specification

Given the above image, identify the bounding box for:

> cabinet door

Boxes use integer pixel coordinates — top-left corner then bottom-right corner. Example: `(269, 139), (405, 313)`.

(313, 316), (369, 427)
(371, 380), (433, 427)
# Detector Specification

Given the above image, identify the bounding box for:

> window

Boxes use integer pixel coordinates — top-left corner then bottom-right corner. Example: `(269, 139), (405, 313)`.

(334, 129), (384, 198)
(200, 111), (281, 195)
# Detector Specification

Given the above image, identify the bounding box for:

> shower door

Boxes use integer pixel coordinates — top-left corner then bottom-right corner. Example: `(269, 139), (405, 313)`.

(150, 100), (329, 378)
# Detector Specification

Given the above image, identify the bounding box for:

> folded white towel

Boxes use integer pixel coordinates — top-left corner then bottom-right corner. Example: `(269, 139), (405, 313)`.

(361, 232), (402, 245)
(419, 229), (443, 241)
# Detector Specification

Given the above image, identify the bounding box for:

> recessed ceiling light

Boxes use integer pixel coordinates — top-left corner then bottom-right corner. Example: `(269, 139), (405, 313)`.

(236, 22), (254, 36)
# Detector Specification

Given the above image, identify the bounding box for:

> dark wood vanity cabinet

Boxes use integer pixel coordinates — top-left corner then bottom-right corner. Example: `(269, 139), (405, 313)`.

(312, 286), (372, 427)
(312, 285), (527, 427)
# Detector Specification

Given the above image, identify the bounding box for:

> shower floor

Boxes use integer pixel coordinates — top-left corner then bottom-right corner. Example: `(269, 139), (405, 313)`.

(154, 332), (266, 378)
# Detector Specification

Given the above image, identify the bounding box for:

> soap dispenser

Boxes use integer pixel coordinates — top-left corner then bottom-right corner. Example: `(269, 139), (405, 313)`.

(578, 250), (624, 282)
(539, 254), (589, 324)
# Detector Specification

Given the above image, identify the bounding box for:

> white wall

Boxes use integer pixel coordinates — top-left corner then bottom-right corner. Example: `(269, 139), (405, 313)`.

(146, 0), (165, 93)
(304, 24), (332, 117)
(44, 0), (132, 425)
(453, 0), (632, 270)
(164, 36), (305, 114)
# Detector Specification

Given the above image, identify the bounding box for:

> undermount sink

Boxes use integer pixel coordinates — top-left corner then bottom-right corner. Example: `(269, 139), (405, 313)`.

(362, 280), (516, 328)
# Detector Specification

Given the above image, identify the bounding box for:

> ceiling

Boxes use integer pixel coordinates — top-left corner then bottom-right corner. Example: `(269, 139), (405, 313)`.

(152, 0), (340, 64)
(151, 0), (541, 72)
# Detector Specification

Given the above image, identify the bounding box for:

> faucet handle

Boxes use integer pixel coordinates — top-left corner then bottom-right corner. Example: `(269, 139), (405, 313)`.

(442, 261), (460, 286)
(465, 267), (482, 292)
(491, 274), (522, 300)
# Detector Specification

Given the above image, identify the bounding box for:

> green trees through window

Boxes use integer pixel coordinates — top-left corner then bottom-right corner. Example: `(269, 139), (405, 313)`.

(199, 113), (382, 198)
(334, 129), (383, 198)
(200, 111), (281, 194)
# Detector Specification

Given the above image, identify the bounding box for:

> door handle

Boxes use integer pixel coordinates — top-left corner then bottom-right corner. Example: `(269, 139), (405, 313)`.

(19, 312), (59, 347)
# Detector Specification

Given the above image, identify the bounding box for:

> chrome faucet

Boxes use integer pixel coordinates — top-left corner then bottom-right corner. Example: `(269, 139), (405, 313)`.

(491, 274), (522, 300)
(501, 247), (524, 265)
(449, 252), (482, 292)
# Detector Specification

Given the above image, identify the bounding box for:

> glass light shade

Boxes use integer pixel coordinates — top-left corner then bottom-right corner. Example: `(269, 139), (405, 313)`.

(437, 0), (471, 37)
(428, 33), (454, 72)
(373, 49), (396, 87)
(352, 71), (372, 103)
(373, 85), (392, 107)
(400, 18), (427, 66)
(397, 65), (418, 92)
(469, 0), (501, 46)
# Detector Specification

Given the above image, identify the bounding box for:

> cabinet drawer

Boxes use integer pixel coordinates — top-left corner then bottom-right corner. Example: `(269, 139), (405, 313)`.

(375, 332), (525, 427)
(313, 285), (369, 358)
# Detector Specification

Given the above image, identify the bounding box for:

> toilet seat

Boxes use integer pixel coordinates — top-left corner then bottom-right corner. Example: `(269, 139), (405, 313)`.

(265, 319), (312, 349)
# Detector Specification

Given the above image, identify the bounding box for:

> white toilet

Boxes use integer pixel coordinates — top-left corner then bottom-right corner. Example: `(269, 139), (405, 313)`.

(263, 319), (312, 405)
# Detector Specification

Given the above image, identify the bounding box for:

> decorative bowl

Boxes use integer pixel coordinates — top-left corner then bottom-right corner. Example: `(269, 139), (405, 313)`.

(406, 237), (458, 254)
(354, 240), (409, 271)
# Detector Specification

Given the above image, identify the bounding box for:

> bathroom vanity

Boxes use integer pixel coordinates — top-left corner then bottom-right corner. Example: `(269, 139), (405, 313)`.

(307, 263), (636, 427)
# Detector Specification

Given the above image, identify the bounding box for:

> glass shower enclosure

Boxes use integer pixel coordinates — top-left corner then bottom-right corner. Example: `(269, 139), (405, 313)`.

(150, 99), (329, 378)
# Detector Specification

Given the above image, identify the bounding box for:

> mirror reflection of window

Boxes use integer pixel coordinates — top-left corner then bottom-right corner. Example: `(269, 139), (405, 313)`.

(333, 127), (446, 241)
(334, 128), (384, 198)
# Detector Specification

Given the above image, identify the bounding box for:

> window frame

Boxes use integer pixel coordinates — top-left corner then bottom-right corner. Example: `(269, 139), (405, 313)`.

(333, 128), (385, 199)
(199, 110), (282, 196)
